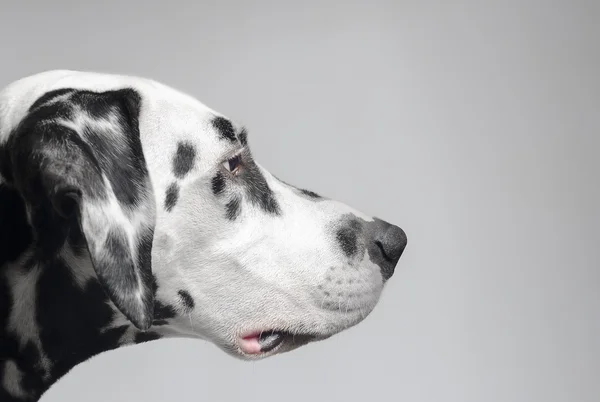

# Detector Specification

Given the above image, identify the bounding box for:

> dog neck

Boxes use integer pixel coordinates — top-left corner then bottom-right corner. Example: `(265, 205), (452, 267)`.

(0, 184), (168, 402)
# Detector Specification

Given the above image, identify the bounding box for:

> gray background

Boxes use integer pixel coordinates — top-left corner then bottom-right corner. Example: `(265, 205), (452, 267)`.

(1, 1), (598, 401)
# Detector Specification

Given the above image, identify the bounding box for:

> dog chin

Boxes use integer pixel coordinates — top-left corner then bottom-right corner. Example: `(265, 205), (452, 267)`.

(226, 313), (370, 359)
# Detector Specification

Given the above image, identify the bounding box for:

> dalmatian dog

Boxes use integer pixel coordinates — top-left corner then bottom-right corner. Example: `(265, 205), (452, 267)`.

(0, 70), (407, 401)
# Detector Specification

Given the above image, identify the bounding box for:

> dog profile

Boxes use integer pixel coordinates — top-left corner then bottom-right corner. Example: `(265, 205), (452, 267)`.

(0, 70), (407, 401)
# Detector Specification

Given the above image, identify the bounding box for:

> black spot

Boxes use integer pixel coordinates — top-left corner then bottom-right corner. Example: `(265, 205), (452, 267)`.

(239, 127), (248, 146)
(336, 226), (358, 258)
(177, 290), (195, 311)
(152, 279), (178, 324)
(154, 301), (177, 321)
(152, 320), (169, 326)
(212, 172), (226, 195)
(172, 142), (196, 178)
(164, 183), (179, 212)
(225, 197), (242, 220)
(239, 150), (280, 215)
(212, 116), (237, 142)
(300, 189), (322, 199)
(135, 331), (162, 344)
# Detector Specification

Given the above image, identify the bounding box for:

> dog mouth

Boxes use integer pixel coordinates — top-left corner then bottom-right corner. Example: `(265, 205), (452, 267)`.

(238, 330), (320, 355)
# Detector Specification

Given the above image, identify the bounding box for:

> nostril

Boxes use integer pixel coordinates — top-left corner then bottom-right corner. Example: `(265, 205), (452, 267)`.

(374, 240), (394, 263)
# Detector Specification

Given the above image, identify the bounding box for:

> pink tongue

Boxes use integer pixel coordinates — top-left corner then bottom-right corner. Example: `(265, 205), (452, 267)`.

(240, 334), (262, 354)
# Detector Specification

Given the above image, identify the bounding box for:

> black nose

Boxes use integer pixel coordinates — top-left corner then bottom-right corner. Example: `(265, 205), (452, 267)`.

(373, 221), (407, 280)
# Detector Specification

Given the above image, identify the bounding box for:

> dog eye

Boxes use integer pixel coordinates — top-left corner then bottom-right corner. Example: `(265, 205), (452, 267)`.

(223, 154), (242, 174)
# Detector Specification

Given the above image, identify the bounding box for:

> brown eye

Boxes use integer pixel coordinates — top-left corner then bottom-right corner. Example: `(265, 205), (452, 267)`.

(223, 154), (242, 174)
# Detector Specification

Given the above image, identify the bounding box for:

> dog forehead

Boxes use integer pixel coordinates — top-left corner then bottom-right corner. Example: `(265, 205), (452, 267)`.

(0, 70), (241, 148)
(141, 94), (239, 160)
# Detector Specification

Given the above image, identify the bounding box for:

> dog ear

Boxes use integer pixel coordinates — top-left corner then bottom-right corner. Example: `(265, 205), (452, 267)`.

(0, 88), (156, 330)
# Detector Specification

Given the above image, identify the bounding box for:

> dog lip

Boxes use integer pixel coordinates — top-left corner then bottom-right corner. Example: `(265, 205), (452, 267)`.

(238, 329), (322, 355)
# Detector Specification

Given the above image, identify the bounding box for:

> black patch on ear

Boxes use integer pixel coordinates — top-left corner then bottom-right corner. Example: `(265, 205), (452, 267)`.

(0, 269), (11, 337)
(135, 227), (155, 293)
(28, 88), (75, 111)
(172, 142), (196, 178)
(13, 126), (99, 261)
(212, 172), (226, 195)
(0, 87), (161, 396)
(164, 183), (179, 212)
(0, 184), (33, 265)
(135, 331), (162, 344)
(151, 274), (159, 296)
(177, 290), (195, 311)
(212, 116), (236, 142)
(238, 127), (248, 146)
(0, 261), (15, 390)
(72, 89), (148, 208)
(105, 227), (132, 266)
(14, 88), (156, 330)
(336, 225), (359, 258)
(93, 226), (154, 329)
(225, 196), (242, 220)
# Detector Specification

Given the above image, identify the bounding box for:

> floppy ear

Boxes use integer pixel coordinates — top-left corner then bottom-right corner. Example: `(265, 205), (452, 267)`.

(0, 88), (156, 330)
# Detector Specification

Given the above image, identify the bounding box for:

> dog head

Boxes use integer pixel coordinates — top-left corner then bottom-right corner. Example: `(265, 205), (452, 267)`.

(0, 71), (407, 359)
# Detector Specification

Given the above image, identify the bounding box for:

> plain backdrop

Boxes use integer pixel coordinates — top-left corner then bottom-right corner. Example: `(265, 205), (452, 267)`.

(1, 1), (598, 401)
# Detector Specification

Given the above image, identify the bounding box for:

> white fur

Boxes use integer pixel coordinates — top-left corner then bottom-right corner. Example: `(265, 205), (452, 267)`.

(0, 70), (388, 359)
